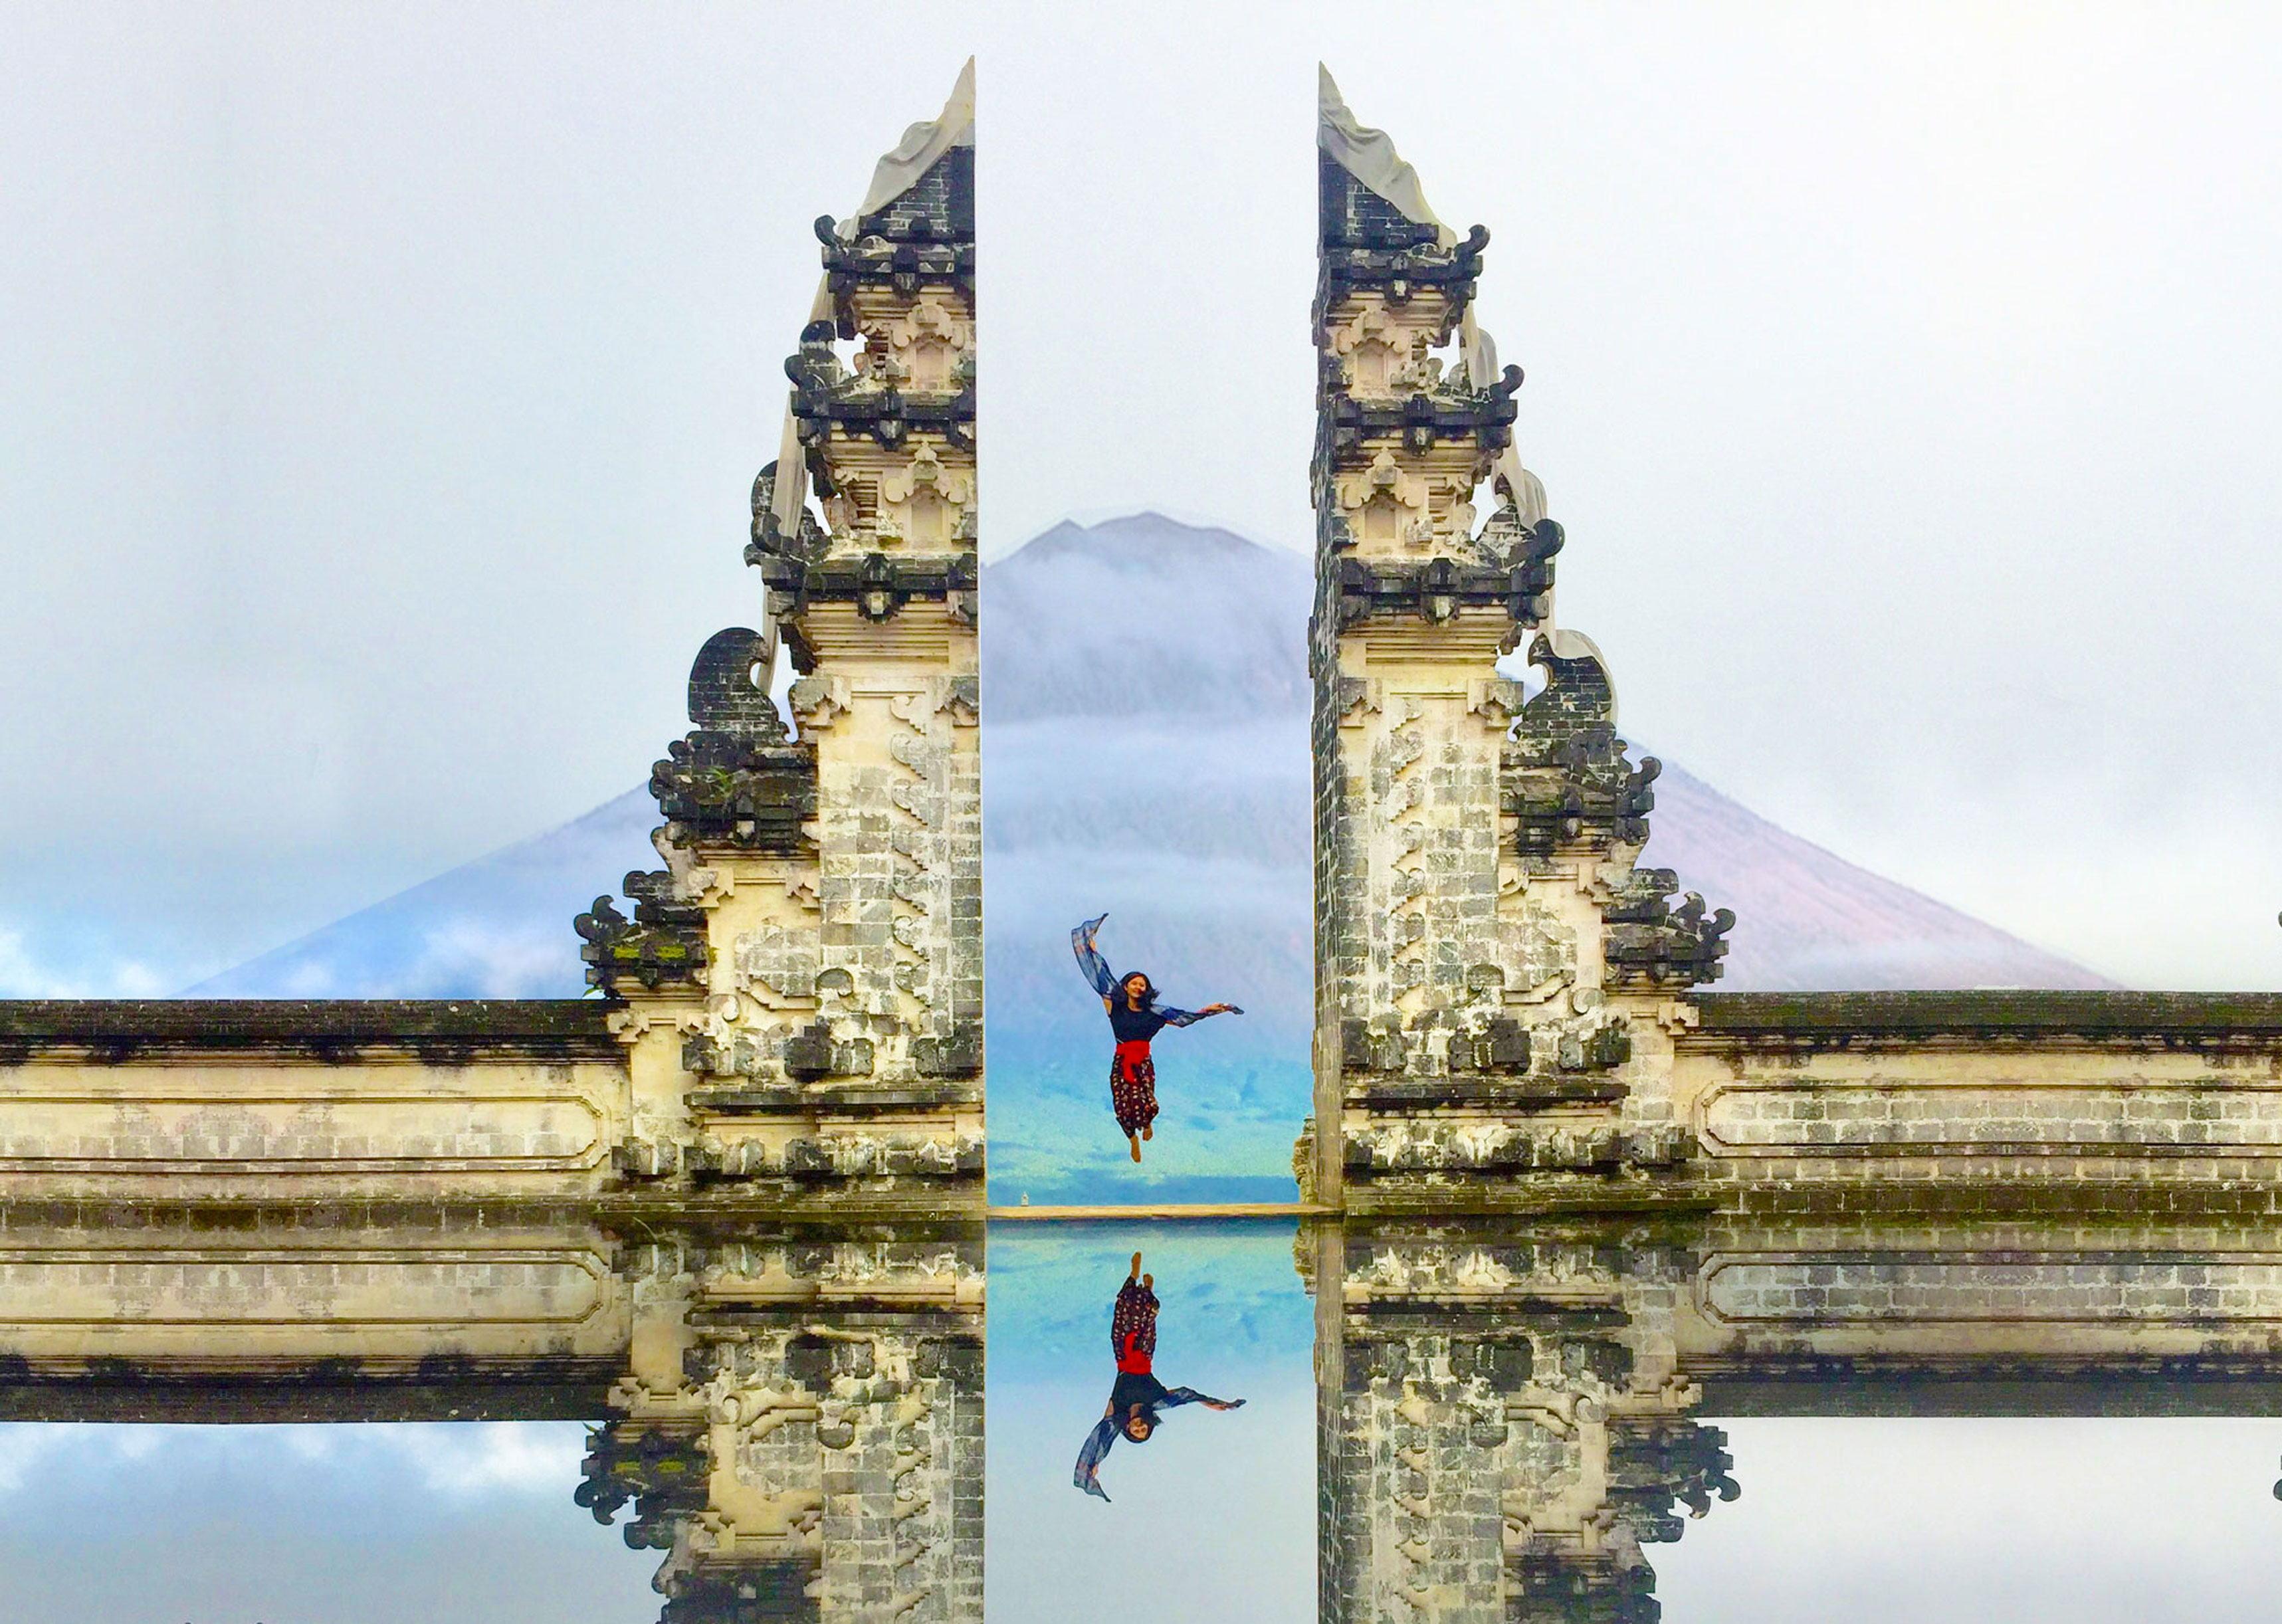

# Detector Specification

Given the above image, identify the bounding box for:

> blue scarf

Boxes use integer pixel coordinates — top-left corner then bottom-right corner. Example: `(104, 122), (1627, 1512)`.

(1070, 914), (1242, 1026)
(1073, 1389), (1246, 1502)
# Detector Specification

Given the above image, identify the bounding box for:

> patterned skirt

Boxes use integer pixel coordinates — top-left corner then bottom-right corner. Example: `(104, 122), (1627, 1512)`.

(1110, 1042), (1158, 1135)
(1112, 1278), (1159, 1360)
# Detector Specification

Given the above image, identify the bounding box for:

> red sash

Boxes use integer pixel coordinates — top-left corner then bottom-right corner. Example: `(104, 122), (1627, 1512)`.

(1113, 1039), (1152, 1078)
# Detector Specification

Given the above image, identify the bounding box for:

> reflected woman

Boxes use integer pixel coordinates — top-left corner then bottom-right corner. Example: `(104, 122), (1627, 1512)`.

(1074, 1252), (1245, 1501)
(1071, 914), (1241, 1162)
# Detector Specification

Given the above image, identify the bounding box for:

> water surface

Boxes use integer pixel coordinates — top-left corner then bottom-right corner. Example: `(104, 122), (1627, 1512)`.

(7, 1217), (2282, 1622)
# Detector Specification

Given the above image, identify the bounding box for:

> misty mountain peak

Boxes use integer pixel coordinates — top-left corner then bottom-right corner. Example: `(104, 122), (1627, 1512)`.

(1002, 511), (1304, 572)
(983, 512), (1312, 720)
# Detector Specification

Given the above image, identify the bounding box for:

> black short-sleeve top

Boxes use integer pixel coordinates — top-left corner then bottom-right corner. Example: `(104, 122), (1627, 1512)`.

(1111, 1370), (1171, 1412)
(1108, 1003), (1173, 1043)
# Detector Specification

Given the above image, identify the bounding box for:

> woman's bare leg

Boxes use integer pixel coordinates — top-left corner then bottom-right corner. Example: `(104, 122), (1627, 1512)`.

(1129, 1132), (1142, 1162)
(1141, 1122), (1152, 1140)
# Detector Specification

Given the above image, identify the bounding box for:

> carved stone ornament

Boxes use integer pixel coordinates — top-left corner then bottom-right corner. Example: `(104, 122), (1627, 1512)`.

(1336, 449), (1433, 547)
(878, 294), (973, 392)
(877, 443), (974, 549)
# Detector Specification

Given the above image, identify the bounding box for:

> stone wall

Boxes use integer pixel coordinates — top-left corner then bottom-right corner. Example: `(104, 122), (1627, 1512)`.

(14, 76), (2282, 1231)
(0, 1000), (625, 1205)
(1679, 992), (2282, 1216)
(0, 80), (985, 1217)
(1300, 77), (2282, 1226)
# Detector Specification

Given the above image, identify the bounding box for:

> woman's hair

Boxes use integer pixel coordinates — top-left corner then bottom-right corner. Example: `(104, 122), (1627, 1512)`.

(1120, 971), (1158, 1010)
(1123, 1407), (1158, 1442)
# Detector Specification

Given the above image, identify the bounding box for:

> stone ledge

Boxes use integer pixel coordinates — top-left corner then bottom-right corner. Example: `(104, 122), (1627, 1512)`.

(0, 1371), (621, 1424)
(1722, 1182), (2282, 1217)
(0, 999), (617, 1058)
(1346, 1079), (1627, 1109)
(1691, 990), (2282, 1040)
(689, 1083), (984, 1115)
(1699, 1368), (2282, 1418)
(1337, 1175), (1716, 1217)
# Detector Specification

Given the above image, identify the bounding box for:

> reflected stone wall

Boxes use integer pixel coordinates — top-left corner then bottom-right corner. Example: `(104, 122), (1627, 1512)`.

(0, 1212), (984, 1624)
(14, 1204), (2282, 1620)
(1679, 1218), (2282, 1411)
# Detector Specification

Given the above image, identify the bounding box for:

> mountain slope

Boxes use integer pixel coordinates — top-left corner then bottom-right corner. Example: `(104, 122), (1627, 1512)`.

(188, 790), (657, 999)
(983, 514), (1312, 720)
(1641, 763), (2109, 991)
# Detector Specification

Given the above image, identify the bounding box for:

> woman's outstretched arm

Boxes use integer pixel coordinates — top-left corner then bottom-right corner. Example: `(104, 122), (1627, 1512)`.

(1154, 1000), (1244, 1028)
(1073, 1415), (1120, 1501)
(1071, 914), (1118, 1000)
(1158, 1387), (1245, 1411)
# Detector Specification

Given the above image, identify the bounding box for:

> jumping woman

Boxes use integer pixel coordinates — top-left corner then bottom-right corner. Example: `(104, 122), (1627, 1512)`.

(1073, 1251), (1245, 1502)
(1071, 913), (1241, 1162)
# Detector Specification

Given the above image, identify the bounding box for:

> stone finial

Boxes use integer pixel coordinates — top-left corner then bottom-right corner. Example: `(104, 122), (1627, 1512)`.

(578, 630), (817, 997)
(648, 633), (814, 856)
(573, 891), (707, 995)
(1316, 72), (1487, 334)
(1318, 66), (1447, 235)
(684, 627), (787, 739)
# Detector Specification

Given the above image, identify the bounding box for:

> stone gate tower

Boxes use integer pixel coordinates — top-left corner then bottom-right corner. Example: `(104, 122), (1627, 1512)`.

(577, 65), (983, 1202)
(1304, 70), (1732, 1211)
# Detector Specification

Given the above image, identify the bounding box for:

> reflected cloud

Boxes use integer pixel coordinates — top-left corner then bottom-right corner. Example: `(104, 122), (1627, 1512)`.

(298, 1422), (587, 1496)
(0, 1421), (583, 1500)
(1657, 1417), (2282, 1623)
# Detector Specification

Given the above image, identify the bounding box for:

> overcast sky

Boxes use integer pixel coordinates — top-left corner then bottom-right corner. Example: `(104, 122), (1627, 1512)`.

(5, 2), (2280, 991)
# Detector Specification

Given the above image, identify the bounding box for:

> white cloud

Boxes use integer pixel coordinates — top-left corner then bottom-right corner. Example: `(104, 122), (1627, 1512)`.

(0, 1421), (585, 1502)
(401, 921), (581, 999)
(1658, 1417), (2282, 1622)
(0, 928), (170, 999)
(0, 1425), (171, 1494)
(368, 1422), (589, 1497)
(5, 5), (2279, 990)
(0, 1429), (62, 1494)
